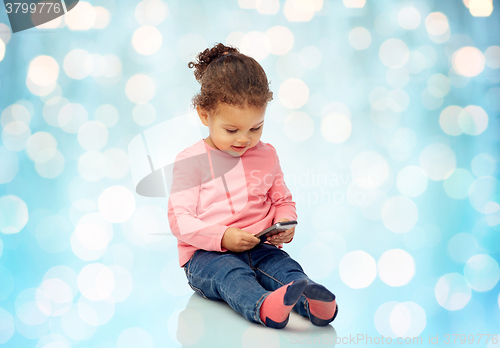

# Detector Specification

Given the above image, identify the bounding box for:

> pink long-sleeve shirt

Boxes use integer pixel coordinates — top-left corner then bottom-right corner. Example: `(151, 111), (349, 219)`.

(167, 139), (297, 267)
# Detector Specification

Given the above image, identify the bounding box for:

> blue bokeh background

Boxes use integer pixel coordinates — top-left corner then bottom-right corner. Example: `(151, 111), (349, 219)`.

(1, 0), (500, 347)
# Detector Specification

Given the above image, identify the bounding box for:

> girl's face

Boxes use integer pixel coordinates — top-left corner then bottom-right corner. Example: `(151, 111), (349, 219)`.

(197, 103), (266, 157)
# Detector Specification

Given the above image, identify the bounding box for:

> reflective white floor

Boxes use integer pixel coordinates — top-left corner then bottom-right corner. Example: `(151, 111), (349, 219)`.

(173, 292), (337, 347)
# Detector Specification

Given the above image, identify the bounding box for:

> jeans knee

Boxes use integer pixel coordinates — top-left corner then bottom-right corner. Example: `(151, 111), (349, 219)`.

(218, 264), (254, 283)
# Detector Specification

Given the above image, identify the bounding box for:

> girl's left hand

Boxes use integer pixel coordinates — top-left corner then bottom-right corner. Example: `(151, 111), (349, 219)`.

(267, 218), (295, 245)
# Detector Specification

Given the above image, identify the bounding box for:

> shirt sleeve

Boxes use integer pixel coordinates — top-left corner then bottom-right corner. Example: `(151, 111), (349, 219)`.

(167, 149), (229, 252)
(266, 144), (298, 225)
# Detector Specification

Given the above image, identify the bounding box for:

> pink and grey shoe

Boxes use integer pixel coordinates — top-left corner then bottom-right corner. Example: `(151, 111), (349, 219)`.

(260, 279), (309, 329)
(303, 283), (338, 326)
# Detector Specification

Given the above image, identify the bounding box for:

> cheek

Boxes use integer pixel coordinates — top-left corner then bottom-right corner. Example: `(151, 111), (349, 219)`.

(214, 130), (232, 145)
(253, 132), (263, 142)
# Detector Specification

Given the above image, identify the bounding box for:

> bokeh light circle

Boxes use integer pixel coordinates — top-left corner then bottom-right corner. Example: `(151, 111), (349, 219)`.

(283, 0), (316, 22)
(78, 263), (115, 301)
(419, 143), (456, 181)
(132, 26), (163, 55)
(1, 103), (32, 127)
(397, 7), (421, 30)
(266, 26), (294, 55)
(15, 287), (49, 326)
(240, 31), (270, 61)
(0, 195), (29, 234)
(28, 55), (59, 87)
(125, 74), (156, 104)
(458, 105), (488, 135)
(425, 12), (449, 35)
(36, 278), (74, 316)
(98, 186), (136, 223)
(375, 301), (426, 338)
(1, 121), (31, 151)
(64, 49), (93, 80)
(379, 39), (410, 68)
(468, 176), (499, 214)
(58, 103), (89, 133)
(348, 27), (371, 50)
(378, 249), (415, 286)
(34, 149), (65, 179)
(26, 132), (57, 163)
(464, 254), (500, 291)
(278, 78), (309, 109)
(391, 302), (426, 337)
(427, 73), (450, 97)
(135, 0), (169, 26)
(435, 273), (472, 310)
(439, 105), (464, 136)
(321, 113), (352, 143)
(452, 47), (485, 77)
(485, 46), (500, 69)
(65, 1), (96, 30)
(71, 213), (113, 261)
(93, 6), (111, 29)
(339, 250), (377, 289)
(396, 166), (428, 197)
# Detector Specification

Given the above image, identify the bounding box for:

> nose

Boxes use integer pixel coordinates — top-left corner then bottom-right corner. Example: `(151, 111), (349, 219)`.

(236, 134), (250, 144)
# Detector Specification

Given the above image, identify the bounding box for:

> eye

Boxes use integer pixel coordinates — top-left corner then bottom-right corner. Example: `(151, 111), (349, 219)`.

(225, 125), (262, 133)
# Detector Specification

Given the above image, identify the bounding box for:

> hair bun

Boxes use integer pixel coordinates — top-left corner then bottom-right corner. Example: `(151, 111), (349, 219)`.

(188, 42), (239, 82)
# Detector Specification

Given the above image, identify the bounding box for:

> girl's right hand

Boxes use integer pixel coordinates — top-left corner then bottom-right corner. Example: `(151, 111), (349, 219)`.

(221, 227), (260, 252)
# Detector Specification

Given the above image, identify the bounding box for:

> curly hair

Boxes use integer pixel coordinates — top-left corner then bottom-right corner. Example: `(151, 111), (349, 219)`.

(188, 42), (273, 114)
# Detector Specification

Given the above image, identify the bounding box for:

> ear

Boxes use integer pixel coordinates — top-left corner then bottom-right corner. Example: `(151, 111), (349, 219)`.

(197, 105), (210, 127)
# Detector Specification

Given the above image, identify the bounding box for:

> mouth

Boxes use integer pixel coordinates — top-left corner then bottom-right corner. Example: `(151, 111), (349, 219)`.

(231, 145), (248, 152)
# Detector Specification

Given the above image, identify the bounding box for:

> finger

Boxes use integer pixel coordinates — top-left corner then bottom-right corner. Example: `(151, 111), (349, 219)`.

(245, 233), (259, 241)
(277, 231), (291, 238)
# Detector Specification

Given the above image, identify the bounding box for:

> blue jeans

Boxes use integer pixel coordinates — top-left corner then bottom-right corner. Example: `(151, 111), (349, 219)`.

(183, 243), (319, 327)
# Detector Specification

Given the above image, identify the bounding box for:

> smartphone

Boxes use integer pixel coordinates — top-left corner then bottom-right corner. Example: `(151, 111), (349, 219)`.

(255, 220), (298, 242)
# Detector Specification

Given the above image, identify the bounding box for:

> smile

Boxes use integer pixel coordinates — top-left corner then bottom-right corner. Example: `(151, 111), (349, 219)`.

(231, 145), (247, 152)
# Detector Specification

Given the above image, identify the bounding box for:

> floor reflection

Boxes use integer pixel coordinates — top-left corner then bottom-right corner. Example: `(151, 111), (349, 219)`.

(176, 293), (337, 347)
